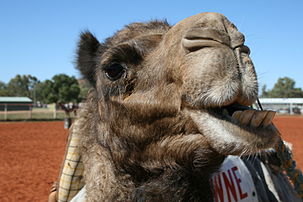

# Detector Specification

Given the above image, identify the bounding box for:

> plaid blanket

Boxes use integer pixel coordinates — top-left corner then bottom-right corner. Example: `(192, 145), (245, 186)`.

(57, 120), (85, 202)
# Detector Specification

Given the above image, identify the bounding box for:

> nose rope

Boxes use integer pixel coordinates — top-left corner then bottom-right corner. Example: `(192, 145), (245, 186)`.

(256, 98), (263, 111)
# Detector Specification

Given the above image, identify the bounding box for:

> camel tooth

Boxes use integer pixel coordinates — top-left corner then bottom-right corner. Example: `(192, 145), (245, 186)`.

(261, 111), (276, 127)
(250, 111), (268, 127)
(232, 111), (242, 121)
(239, 110), (255, 125)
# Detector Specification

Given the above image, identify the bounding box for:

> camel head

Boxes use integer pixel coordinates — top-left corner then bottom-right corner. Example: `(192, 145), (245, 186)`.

(77, 12), (279, 168)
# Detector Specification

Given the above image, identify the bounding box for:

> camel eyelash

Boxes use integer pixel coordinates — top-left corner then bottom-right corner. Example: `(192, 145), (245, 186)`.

(102, 43), (143, 66)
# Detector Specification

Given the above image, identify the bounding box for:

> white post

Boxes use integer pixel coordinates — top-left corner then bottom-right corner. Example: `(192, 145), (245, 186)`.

(53, 105), (57, 119)
(29, 105), (32, 119)
(4, 104), (7, 121)
(290, 103), (293, 115)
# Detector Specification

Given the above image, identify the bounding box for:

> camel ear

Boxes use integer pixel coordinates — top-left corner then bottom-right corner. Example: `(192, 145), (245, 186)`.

(76, 31), (101, 86)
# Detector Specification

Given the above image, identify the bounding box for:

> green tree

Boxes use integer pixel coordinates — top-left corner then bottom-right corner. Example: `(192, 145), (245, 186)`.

(260, 85), (269, 98)
(263, 77), (303, 98)
(0, 81), (10, 96)
(6, 75), (39, 99)
(52, 74), (80, 103)
(35, 80), (54, 103)
(37, 74), (81, 104)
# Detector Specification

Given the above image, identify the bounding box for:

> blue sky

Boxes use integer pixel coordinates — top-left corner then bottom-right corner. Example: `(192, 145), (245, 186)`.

(1, 0), (302, 91)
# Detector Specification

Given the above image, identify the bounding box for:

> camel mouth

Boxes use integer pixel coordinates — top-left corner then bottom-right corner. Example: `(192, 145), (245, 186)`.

(221, 103), (252, 116)
(211, 103), (252, 117)
(209, 102), (276, 130)
(187, 102), (280, 155)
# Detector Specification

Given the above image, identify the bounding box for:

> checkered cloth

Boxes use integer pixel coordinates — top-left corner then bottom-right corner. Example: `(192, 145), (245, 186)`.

(57, 121), (85, 202)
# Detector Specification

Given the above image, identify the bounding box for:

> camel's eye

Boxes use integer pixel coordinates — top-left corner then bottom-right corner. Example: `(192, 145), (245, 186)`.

(104, 64), (125, 81)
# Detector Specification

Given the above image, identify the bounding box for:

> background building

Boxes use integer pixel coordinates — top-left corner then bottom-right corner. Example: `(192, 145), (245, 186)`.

(0, 97), (33, 111)
(259, 98), (303, 114)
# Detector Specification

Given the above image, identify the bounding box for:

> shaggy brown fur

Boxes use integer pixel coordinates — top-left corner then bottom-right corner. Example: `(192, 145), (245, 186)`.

(76, 12), (279, 201)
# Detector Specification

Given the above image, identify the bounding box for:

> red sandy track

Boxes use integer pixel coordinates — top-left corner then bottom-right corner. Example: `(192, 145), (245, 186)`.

(0, 122), (67, 202)
(274, 116), (303, 171)
(0, 117), (302, 202)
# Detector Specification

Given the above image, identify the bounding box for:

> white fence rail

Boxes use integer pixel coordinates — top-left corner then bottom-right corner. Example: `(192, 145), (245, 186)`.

(0, 104), (75, 120)
(259, 98), (303, 115)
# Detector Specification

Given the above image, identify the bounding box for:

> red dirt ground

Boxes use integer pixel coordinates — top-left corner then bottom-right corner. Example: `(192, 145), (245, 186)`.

(0, 117), (302, 201)
(0, 122), (68, 202)
(273, 116), (303, 170)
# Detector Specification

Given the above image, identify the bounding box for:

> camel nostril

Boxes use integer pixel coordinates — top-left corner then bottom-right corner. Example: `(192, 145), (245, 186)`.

(182, 38), (223, 52)
(240, 45), (250, 55)
(182, 28), (230, 52)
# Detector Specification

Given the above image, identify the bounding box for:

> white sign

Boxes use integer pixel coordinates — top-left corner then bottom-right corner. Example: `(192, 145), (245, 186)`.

(211, 156), (258, 202)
